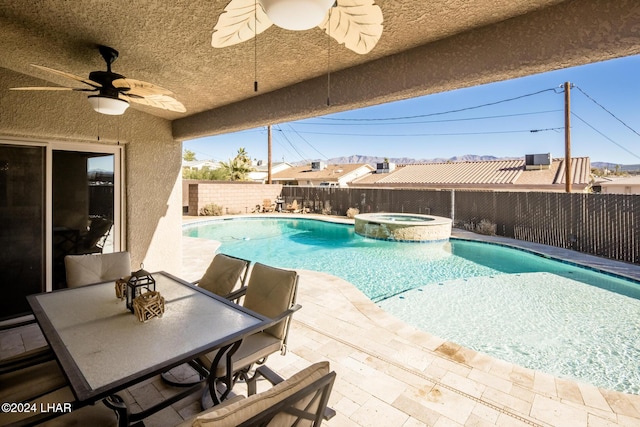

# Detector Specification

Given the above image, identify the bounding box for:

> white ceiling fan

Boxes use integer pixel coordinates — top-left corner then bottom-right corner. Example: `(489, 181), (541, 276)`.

(212, 0), (384, 55)
(10, 45), (186, 115)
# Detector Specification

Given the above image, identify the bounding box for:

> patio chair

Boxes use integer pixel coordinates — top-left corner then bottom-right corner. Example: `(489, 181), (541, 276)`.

(286, 199), (301, 213)
(262, 199), (275, 213)
(0, 359), (117, 426)
(75, 216), (113, 254)
(160, 253), (250, 387)
(198, 262), (301, 406)
(195, 253), (251, 298)
(64, 251), (131, 288)
(177, 361), (335, 427)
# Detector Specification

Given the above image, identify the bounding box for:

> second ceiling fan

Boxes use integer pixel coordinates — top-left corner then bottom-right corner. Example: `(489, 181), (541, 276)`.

(212, 0), (384, 55)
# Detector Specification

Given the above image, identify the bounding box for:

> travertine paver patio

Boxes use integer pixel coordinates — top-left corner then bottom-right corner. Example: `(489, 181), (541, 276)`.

(179, 219), (640, 427)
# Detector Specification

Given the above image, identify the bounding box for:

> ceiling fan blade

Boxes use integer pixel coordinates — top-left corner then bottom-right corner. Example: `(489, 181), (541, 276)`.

(319, 0), (383, 54)
(211, 0), (273, 48)
(122, 94), (186, 113)
(10, 86), (76, 91)
(112, 78), (174, 97)
(30, 64), (101, 88)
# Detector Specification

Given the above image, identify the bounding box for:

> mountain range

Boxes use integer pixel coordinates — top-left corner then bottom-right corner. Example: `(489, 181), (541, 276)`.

(296, 154), (640, 171)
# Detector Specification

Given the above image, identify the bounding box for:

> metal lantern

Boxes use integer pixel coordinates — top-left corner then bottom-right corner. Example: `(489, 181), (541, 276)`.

(126, 265), (156, 313)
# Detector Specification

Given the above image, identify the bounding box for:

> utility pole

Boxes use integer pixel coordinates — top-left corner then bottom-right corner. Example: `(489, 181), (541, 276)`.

(564, 81), (572, 193)
(267, 125), (272, 184)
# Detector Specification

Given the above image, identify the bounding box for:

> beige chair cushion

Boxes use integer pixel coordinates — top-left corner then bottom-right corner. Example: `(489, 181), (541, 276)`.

(198, 254), (248, 296)
(0, 360), (67, 403)
(189, 361), (330, 427)
(199, 331), (283, 378)
(64, 252), (131, 288)
(243, 263), (297, 340)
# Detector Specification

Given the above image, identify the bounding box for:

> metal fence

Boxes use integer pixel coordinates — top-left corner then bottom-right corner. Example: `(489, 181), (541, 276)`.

(280, 187), (640, 264)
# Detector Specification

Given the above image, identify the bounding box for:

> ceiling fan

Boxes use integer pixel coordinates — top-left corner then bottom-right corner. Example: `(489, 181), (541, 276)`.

(10, 45), (186, 115)
(212, 0), (383, 55)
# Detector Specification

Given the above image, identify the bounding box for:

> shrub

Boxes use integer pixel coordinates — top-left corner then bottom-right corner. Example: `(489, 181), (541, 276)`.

(200, 203), (223, 216)
(346, 207), (359, 219)
(475, 219), (497, 235)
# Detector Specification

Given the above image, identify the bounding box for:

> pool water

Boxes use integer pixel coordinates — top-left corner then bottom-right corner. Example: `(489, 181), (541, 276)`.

(184, 217), (640, 394)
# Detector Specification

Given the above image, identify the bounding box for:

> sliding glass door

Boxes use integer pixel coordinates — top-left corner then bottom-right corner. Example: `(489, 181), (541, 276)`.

(0, 140), (122, 319)
(52, 150), (117, 289)
(0, 144), (45, 318)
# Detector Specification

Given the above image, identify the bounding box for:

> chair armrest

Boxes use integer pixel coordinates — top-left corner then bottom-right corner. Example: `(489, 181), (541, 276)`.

(225, 286), (248, 302)
(259, 304), (302, 330)
(254, 365), (285, 386)
(0, 314), (36, 331)
(0, 346), (55, 375)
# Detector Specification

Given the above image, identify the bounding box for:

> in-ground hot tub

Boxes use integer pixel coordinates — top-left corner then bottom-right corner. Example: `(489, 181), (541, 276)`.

(354, 213), (452, 242)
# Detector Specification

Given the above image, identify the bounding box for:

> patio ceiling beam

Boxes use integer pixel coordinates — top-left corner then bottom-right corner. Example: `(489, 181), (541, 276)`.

(172, 0), (640, 141)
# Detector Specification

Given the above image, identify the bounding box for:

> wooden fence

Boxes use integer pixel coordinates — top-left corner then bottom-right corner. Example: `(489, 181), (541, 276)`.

(281, 187), (640, 264)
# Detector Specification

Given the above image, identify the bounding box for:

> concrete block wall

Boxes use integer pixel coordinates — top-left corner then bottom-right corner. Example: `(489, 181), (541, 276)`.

(188, 182), (283, 216)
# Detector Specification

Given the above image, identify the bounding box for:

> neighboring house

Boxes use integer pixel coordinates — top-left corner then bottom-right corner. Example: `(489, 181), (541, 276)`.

(248, 161), (293, 183)
(597, 176), (640, 194)
(182, 160), (220, 171)
(272, 162), (374, 187)
(352, 155), (592, 192)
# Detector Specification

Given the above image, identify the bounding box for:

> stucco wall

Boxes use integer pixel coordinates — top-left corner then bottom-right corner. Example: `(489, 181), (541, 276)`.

(0, 67), (182, 276)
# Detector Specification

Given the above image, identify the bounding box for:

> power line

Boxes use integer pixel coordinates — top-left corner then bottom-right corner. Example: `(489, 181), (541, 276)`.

(574, 86), (640, 138)
(318, 88), (559, 121)
(571, 112), (640, 161)
(298, 110), (562, 126)
(285, 127), (563, 138)
(273, 125), (309, 162)
(286, 124), (330, 160)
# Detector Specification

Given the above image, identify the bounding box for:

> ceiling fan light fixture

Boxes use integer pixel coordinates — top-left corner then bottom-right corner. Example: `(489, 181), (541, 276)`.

(259, 0), (334, 31)
(88, 95), (129, 115)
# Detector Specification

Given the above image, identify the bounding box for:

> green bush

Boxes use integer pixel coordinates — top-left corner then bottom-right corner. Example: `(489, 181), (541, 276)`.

(476, 219), (497, 235)
(200, 203), (223, 216)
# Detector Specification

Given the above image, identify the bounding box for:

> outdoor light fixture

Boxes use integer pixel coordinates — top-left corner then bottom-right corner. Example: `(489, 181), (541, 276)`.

(88, 95), (130, 115)
(258, 0), (334, 30)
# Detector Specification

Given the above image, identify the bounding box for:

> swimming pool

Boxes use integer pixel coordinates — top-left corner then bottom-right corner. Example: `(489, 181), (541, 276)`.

(184, 217), (640, 394)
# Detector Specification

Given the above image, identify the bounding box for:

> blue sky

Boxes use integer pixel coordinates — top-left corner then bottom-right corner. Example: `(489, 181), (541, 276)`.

(184, 55), (640, 165)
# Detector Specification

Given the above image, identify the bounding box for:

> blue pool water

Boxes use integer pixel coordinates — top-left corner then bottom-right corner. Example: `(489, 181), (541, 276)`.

(184, 217), (640, 394)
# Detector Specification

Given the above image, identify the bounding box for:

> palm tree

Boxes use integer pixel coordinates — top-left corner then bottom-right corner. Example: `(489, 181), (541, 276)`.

(219, 149), (255, 181)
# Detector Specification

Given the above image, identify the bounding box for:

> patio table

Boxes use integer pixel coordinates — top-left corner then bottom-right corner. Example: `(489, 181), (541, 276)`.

(27, 271), (268, 426)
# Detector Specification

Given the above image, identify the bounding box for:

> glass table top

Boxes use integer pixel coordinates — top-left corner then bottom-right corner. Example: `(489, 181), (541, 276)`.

(29, 272), (265, 401)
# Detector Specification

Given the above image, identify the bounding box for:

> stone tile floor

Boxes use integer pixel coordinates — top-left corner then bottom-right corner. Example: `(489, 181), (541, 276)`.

(3, 216), (640, 426)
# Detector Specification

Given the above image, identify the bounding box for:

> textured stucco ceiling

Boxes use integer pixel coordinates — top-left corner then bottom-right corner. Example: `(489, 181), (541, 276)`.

(1, 0), (639, 141)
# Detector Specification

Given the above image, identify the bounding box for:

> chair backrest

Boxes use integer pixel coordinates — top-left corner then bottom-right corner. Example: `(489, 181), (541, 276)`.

(189, 362), (335, 427)
(64, 252), (131, 288)
(198, 253), (250, 297)
(243, 263), (298, 342)
(81, 217), (113, 250)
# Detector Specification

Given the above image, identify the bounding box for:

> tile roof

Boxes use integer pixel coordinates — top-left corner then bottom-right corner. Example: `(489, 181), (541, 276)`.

(272, 163), (373, 181)
(352, 158), (591, 189)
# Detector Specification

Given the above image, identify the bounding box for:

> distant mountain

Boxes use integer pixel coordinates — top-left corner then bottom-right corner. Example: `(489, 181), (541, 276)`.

(297, 154), (515, 166)
(592, 162), (640, 172)
(296, 155), (640, 171)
